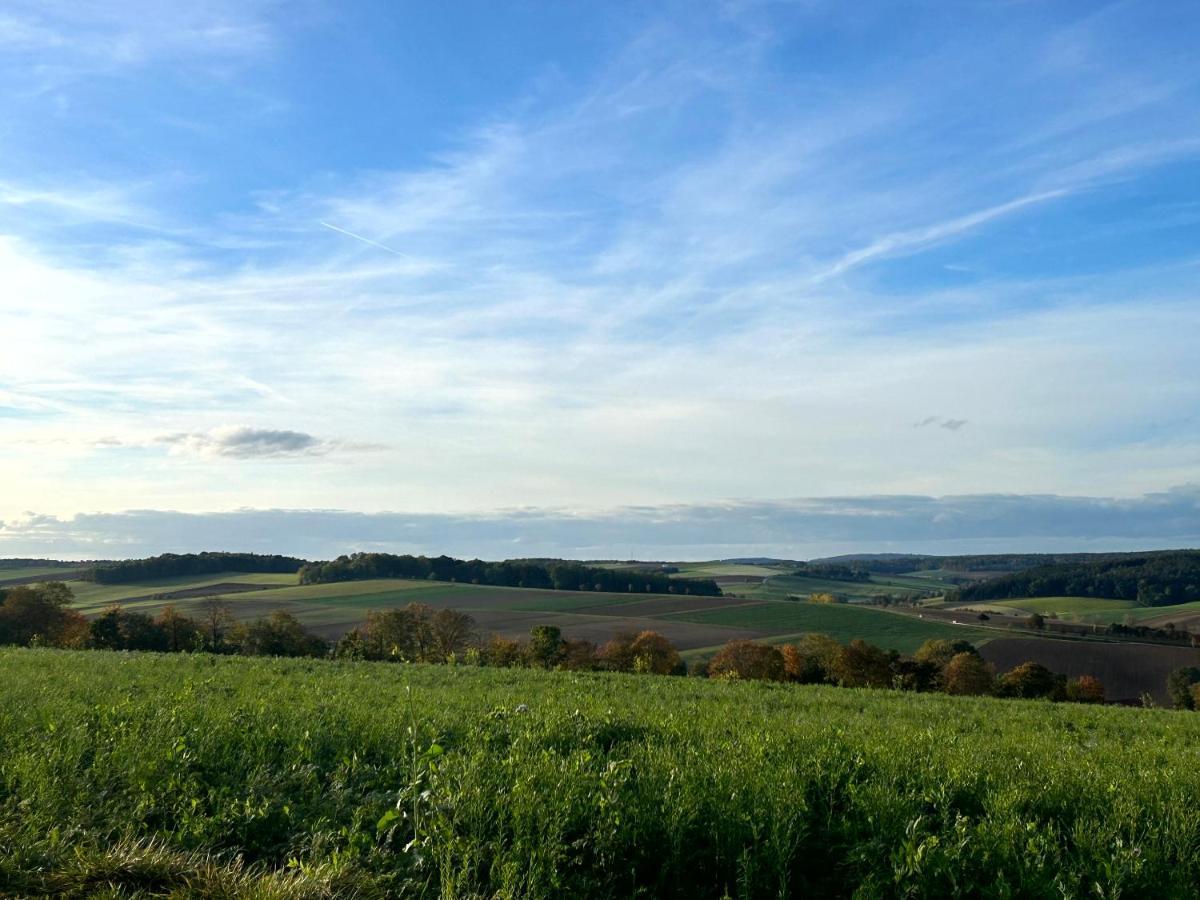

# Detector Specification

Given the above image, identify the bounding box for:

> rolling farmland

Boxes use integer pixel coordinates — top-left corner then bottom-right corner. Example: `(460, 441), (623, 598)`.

(42, 568), (992, 653)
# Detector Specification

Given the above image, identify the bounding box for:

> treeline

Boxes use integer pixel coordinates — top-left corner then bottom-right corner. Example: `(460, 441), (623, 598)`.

(13, 581), (1198, 710)
(0, 559), (92, 571)
(810, 551), (1177, 576)
(299, 552), (723, 596)
(954, 550), (1200, 606)
(0, 582), (325, 656)
(791, 563), (871, 582)
(83, 552), (306, 584)
(692, 636), (1106, 703)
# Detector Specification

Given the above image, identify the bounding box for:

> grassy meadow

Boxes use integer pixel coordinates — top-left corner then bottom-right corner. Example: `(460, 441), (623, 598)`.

(2, 648), (1199, 898)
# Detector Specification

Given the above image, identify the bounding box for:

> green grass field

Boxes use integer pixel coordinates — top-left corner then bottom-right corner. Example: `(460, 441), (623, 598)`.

(984, 597), (1138, 618)
(672, 602), (993, 654)
(670, 562), (788, 577)
(1, 649), (1198, 897)
(725, 571), (951, 603)
(67, 572), (300, 612)
(0, 566), (84, 583)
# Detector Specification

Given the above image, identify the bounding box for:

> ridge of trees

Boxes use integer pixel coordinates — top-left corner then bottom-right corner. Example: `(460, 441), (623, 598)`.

(952, 550), (1200, 606)
(298, 552), (723, 596)
(82, 552), (307, 584)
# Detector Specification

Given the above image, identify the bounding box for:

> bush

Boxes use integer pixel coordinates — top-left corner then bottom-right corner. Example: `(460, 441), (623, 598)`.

(708, 640), (786, 681)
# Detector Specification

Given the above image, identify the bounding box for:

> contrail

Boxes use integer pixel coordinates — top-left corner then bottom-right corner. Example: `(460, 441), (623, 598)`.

(319, 221), (412, 258)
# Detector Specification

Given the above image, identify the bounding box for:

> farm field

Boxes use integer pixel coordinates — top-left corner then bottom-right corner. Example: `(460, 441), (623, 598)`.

(672, 602), (993, 655)
(0, 566), (85, 585)
(1, 648), (1199, 897)
(68, 572), (300, 612)
(979, 597), (1137, 619)
(724, 571), (951, 603)
(48, 570), (1009, 653)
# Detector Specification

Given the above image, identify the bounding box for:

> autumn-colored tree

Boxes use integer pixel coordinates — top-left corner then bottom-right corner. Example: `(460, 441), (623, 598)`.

(598, 631), (639, 671)
(832, 639), (893, 688)
(809, 592), (840, 604)
(559, 638), (600, 670)
(707, 640), (786, 681)
(1065, 675), (1105, 704)
(996, 662), (1064, 700)
(783, 633), (842, 683)
(156, 604), (201, 652)
(429, 608), (476, 659)
(628, 631), (682, 675)
(913, 638), (978, 670)
(941, 652), (994, 696)
(0, 582), (86, 648)
(484, 634), (525, 667)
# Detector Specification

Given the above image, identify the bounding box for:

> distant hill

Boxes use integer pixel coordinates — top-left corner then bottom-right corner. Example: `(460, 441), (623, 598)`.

(955, 550), (1200, 607)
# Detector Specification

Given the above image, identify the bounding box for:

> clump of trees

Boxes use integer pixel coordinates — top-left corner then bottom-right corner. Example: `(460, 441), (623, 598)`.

(0, 582), (89, 647)
(954, 550), (1200, 607)
(299, 552), (723, 596)
(83, 552), (304, 584)
(693, 634), (1107, 705)
(791, 563), (870, 582)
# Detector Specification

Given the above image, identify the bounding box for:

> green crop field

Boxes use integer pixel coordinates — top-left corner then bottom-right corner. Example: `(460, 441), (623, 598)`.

(984, 597), (1138, 618)
(0, 566), (84, 584)
(725, 572), (951, 603)
(671, 602), (993, 654)
(670, 562), (788, 577)
(67, 572), (300, 612)
(1, 649), (1198, 898)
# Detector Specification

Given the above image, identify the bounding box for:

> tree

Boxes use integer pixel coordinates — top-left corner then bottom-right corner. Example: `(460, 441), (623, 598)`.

(1065, 675), (1105, 704)
(484, 634), (525, 667)
(599, 631), (639, 671)
(560, 638), (600, 671)
(229, 611), (327, 658)
(0, 582), (87, 648)
(429, 608), (476, 660)
(781, 633), (841, 683)
(89, 605), (168, 651)
(913, 639), (978, 670)
(628, 631), (682, 675)
(996, 662), (1065, 700)
(155, 605), (200, 652)
(1026, 613), (1046, 631)
(527, 625), (564, 668)
(361, 605), (433, 661)
(832, 639), (893, 688)
(1166, 667), (1200, 710)
(197, 598), (234, 651)
(707, 640), (786, 681)
(941, 652), (994, 696)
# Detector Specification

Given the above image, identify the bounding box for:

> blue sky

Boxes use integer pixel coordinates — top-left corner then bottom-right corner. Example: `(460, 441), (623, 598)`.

(1, 1), (1199, 558)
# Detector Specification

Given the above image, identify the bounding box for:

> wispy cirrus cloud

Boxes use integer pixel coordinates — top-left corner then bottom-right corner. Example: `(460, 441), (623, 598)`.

(0, 2), (1198, 544)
